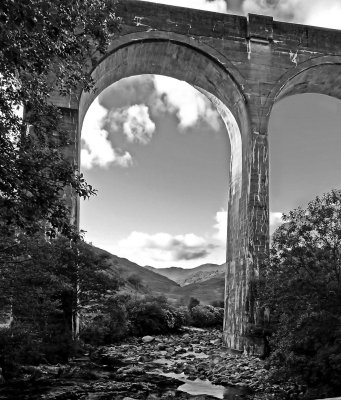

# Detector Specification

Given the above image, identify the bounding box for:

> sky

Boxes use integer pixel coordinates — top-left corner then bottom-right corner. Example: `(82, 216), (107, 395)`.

(80, 0), (341, 269)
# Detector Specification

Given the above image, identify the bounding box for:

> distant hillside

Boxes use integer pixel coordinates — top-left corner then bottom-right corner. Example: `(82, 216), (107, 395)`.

(92, 247), (180, 295)
(170, 275), (225, 305)
(146, 263), (226, 286)
(90, 246), (225, 305)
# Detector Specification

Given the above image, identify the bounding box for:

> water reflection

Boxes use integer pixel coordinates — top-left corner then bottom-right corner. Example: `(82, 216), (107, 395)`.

(151, 371), (250, 399)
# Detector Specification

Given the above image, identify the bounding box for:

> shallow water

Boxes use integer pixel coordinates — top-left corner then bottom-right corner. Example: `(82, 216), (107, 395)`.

(151, 370), (250, 399)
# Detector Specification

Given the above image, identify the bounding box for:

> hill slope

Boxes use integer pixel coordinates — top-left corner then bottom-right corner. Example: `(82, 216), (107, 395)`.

(91, 246), (225, 305)
(92, 246), (180, 294)
(170, 274), (225, 305)
(146, 263), (226, 286)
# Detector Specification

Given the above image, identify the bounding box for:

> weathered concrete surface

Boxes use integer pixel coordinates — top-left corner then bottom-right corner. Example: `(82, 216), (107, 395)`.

(50, 0), (341, 354)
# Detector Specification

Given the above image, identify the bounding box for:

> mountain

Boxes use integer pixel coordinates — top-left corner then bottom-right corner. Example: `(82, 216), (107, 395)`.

(145, 263), (226, 286)
(171, 275), (225, 305)
(92, 247), (180, 295)
(91, 246), (225, 305)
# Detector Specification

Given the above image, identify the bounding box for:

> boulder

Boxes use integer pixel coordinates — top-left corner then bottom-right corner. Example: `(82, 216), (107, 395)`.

(142, 336), (155, 343)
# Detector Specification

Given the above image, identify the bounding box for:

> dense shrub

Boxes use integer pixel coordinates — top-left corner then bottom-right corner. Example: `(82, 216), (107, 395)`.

(0, 320), (74, 378)
(81, 294), (130, 345)
(190, 305), (224, 328)
(126, 294), (187, 336)
(188, 297), (200, 311)
(81, 293), (189, 344)
(211, 300), (224, 308)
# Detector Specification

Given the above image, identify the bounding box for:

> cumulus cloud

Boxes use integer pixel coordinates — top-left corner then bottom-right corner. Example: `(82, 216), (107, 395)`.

(213, 209), (227, 243)
(270, 211), (283, 234)
(118, 231), (214, 263)
(99, 75), (155, 110)
(81, 98), (133, 169)
(153, 75), (221, 131)
(140, 0), (227, 13)
(242, 0), (341, 29)
(82, 74), (222, 169)
(108, 104), (156, 145)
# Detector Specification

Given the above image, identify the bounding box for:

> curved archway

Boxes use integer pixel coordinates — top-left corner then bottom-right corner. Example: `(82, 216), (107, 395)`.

(258, 56), (341, 137)
(79, 36), (248, 129)
(78, 36), (253, 352)
(269, 92), (341, 230)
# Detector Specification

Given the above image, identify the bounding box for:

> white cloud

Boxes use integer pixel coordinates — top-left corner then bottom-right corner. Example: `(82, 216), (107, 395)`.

(108, 104), (156, 145)
(81, 98), (133, 169)
(305, 2), (341, 30)
(140, 0), (227, 13)
(270, 211), (283, 234)
(153, 75), (220, 131)
(213, 209), (227, 243)
(118, 231), (214, 264)
(242, 0), (341, 30)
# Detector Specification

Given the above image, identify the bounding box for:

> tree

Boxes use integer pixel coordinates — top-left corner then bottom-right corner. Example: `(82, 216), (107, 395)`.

(127, 273), (143, 290)
(0, 0), (120, 237)
(0, 232), (120, 370)
(260, 189), (341, 399)
(188, 297), (200, 311)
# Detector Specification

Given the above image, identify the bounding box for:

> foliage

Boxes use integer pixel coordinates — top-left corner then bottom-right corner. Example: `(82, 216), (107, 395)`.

(260, 189), (341, 398)
(127, 273), (143, 290)
(0, 232), (120, 369)
(188, 297), (200, 311)
(81, 293), (130, 345)
(126, 294), (186, 336)
(0, 0), (120, 236)
(211, 300), (224, 308)
(81, 293), (189, 345)
(189, 304), (224, 328)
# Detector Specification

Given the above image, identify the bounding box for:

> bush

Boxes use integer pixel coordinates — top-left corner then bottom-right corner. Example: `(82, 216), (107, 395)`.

(81, 294), (130, 345)
(81, 293), (188, 344)
(188, 297), (200, 311)
(0, 321), (75, 378)
(126, 294), (185, 336)
(190, 305), (224, 328)
(211, 300), (224, 308)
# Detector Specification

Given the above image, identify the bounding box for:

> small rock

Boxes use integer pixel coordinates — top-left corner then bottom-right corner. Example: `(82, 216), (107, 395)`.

(142, 336), (155, 343)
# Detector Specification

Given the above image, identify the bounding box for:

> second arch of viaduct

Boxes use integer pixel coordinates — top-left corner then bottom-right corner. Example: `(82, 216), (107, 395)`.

(51, 0), (341, 354)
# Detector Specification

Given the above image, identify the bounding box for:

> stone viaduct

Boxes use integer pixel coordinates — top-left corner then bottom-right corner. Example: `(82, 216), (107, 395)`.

(50, 0), (341, 354)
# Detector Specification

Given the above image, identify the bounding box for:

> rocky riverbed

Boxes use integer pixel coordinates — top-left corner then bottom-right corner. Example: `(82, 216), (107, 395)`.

(0, 328), (300, 399)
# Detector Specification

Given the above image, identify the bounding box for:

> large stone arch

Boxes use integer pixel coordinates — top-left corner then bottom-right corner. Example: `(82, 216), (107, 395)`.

(78, 35), (259, 352)
(51, 0), (341, 354)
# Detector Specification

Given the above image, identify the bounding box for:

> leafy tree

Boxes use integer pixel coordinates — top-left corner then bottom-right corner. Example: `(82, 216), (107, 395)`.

(0, 0), (119, 236)
(188, 296), (200, 311)
(190, 304), (224, 328)
(0, 232), (120, 369)
(211, 299), (224, 308)
(260, 189), (341, 399)
(127, 273), (143, 290)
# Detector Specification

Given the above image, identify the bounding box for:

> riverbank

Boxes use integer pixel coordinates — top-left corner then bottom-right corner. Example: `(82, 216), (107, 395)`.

(0, 328), (299, 399)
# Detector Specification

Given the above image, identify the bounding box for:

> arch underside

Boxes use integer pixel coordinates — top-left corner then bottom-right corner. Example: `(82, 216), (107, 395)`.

(276, 63), (341, 102)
